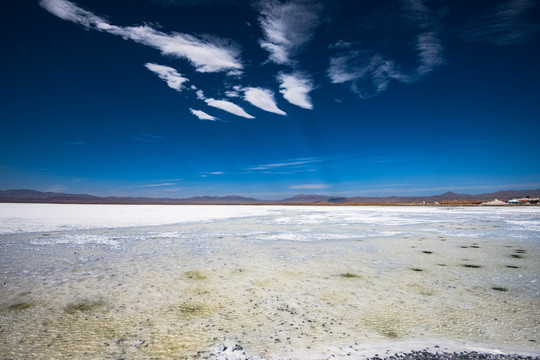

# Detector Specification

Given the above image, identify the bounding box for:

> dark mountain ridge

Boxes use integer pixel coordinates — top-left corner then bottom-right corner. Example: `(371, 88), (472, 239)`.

(1, 189), (539, 205)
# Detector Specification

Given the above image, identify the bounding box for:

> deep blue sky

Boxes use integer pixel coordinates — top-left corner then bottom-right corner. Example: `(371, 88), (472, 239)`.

(1, 0), (539, 199)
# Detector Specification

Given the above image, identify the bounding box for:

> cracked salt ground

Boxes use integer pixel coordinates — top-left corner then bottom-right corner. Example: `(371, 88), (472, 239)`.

(0, 205), (539, 359)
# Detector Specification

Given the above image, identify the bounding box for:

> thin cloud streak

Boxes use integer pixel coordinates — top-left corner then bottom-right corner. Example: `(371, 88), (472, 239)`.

(39, 0), (243, 73)
(193, 89), (253, 119)
(145, 63), (189, 91)
(461, 0), (539, 45)
(131, 133), (165, 142)
(247, 158), (321, 171)
(289, 184), (331, 190)
(243, 87), (286, 115)
(190, 108), (217, 121)
(205, 98), (255, 119)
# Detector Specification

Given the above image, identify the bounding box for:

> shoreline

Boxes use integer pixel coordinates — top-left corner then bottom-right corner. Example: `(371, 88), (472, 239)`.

(210, 339), (540, 360)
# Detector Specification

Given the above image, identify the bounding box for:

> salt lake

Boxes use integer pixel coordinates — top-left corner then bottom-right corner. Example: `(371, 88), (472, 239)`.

(0, 204), (539, 359)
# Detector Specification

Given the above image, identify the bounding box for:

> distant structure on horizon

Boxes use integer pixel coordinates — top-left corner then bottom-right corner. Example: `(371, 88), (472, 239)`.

(482, 197), (539, 206)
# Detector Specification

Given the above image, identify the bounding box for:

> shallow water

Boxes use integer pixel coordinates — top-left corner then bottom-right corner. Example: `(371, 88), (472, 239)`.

(0, 204), (539, 359)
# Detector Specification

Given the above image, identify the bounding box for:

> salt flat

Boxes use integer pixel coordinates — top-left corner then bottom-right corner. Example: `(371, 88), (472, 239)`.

(0, 204), (539, 359)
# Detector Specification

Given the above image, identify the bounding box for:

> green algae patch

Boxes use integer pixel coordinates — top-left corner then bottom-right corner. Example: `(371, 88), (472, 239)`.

(65, 300), (105, 314)
(492, 287), (509, 292)
(9, 302), (34, 311)
(177, 302), (216, 319)
(462, 264), (482, 269)
(185, 270), (208, 280)
(381, 329), (399, 338)
(364, 314), (402, 340)
(410, 268), (424, 272)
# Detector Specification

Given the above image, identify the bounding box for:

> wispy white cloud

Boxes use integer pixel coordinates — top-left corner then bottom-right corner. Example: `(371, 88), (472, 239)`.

(400, 0), (437, 29)
(257, 0), (322, 65)
(200, 171), (225, 178)
(190, 108), (217, 121)
(65, 141), (85, 145)
(243, 87), (286, 115)
(39, 0), (243, 73)
(328, 0), (444, 98)
(225, 90), (241, 98)
(328, 52), (411, 98)
(192, 87), (254, 119)
(247, 158), (321, 171)
(196, 89), (206, 100)
(145, 63), (189, 91)
(277, 73), (314, 109)
(141, 182), (177, 187)
(131, 133), (165, 142)
(45, 185), (69, 193)
(415, 32), (445, 76)
(329, 40), (354, 50)
(461, 0), (539, 45)
(122, 181), (180, 189)
(289, 184), (331, 190)
(204, 98), (255, 119)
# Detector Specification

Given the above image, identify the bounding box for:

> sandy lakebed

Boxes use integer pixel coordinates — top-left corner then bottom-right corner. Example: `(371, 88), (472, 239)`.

(0, 204), (539, 359)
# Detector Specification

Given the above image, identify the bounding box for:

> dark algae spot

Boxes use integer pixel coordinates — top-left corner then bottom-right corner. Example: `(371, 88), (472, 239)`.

(422, 251), (433, 254)
(506, 265), (519, 269)
(514, 249), (526, 253)
(9, 303), (33, 311)
(410, 268), (423, 272)
(492, 287), (508, 292)
(462, 264), (482, 268)
(511, 254), (523, 259)
(185, 270), (207, 280)
(340, 273), (360, 278)
(65, 300), (104, 314)
(469, 245), (480, 248)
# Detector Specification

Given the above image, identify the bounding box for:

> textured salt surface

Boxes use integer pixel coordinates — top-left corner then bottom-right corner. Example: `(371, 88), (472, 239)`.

(0, 203), (277, 234)
(0, 205), (538, 359)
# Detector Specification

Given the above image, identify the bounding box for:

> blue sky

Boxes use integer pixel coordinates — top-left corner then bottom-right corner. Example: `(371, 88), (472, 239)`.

(1, 0), (539, 199)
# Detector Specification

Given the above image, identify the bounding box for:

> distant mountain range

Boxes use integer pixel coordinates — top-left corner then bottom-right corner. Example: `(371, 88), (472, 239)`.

(1, 189), (539, 205)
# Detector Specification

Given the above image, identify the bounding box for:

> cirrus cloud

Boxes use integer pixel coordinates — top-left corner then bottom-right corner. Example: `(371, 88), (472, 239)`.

(243, 87), (286, 116)
(145, 63), (189, 91)
(39, 0), (243, 73)
(190, 108), (217, 121)
(461, 0), (539, 46)
(328, 0), (444, 98)
(204, 98), (255, 119)
(277, 73), (314, 110)
(257, 0), (322, 65)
